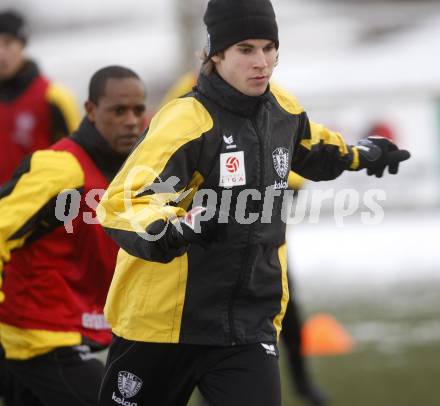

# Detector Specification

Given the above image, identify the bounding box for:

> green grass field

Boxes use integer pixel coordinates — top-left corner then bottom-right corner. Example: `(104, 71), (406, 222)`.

(278, 276), (440, 406)
(188, 276), (440, 406)
(282, 343), (440, 406)
(189, 341), (440, 406)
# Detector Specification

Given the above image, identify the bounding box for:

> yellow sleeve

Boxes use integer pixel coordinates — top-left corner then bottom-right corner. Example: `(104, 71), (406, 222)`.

(287, 171), (306, 190)
(46, 83), (81, 134)
(270, 83), (305, 115)
(299, 121), (349, 156)
(97, 97), (213, 262)
(271, 84), (356, 181)
(0, 150), (84, 300)
(98, 96), (212, 232)
(160, 71), (197, 107)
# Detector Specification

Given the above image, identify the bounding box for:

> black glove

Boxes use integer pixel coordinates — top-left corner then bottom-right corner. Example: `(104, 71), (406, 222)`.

(147, 206), (224, 252)
(169, 206), (220, 248)
(355, 136), (410, 178)
(145, 219), (188, 261)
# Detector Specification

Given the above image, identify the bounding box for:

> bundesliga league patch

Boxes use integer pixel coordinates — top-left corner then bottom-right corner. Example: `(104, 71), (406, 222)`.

(219, 151), (246, 187)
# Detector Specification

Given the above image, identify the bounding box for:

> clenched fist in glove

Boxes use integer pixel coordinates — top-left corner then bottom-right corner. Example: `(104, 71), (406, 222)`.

(147, 206), (229, 255)
(355, 136), (411, 178)
(169, 206), (220, 248)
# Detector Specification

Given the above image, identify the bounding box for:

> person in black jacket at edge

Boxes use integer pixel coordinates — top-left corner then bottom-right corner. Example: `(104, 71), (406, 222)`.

(0, 66), (146, 406)
(97, 1), (410, 405)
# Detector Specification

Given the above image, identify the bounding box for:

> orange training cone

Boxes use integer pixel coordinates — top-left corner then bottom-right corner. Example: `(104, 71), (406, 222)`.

(301, 313), (354, 356)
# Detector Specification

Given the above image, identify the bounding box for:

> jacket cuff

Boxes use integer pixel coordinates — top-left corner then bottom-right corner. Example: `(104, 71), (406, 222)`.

(349, 146), (360, 170)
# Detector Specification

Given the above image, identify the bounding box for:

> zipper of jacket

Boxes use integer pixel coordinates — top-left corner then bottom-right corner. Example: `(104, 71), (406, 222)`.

(227, 114), (266, 346)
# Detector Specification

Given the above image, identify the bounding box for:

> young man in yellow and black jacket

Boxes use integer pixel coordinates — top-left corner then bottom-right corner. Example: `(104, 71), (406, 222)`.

(0, 66), (147, 406)
(97, 1), (410, 405)
(162, 70), (329, 406)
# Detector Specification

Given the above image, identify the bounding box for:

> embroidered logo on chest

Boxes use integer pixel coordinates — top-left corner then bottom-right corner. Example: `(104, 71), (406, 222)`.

(272, 147), (289, 179)
(223, 134), (237, 150)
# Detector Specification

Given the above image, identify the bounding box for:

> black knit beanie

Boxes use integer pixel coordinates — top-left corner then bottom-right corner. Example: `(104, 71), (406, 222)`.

(0, 10), (27, 44)
(204, 0), (279, 57)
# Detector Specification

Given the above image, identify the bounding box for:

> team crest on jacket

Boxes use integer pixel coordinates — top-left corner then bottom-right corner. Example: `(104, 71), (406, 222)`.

(272, 147), (289, 178)
(118, 371), (143, 398)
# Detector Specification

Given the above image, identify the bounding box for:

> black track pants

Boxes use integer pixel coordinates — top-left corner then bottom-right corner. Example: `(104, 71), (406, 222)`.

(98, 336), (281, 406)
(3, 345), (105, 406)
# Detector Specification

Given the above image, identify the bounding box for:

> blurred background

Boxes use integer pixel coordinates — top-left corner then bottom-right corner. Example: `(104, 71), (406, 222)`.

(2, 0), (439, 405)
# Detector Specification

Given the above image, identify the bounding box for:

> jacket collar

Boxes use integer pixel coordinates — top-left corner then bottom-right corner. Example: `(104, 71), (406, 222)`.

(196, 72), (270, 117)
(0, 60), (40, 102)
(70, 118), (128, 182)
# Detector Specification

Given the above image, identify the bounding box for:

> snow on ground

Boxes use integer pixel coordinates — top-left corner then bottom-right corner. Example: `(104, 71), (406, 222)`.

(287, 209), (440, 286)
(287, 208), (440, 349)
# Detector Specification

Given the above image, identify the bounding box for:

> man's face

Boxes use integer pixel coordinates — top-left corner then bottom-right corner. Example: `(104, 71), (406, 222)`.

(212, 39), (277, 97)
(0, 34), (25, 80)
(86, 77), (147, 155)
